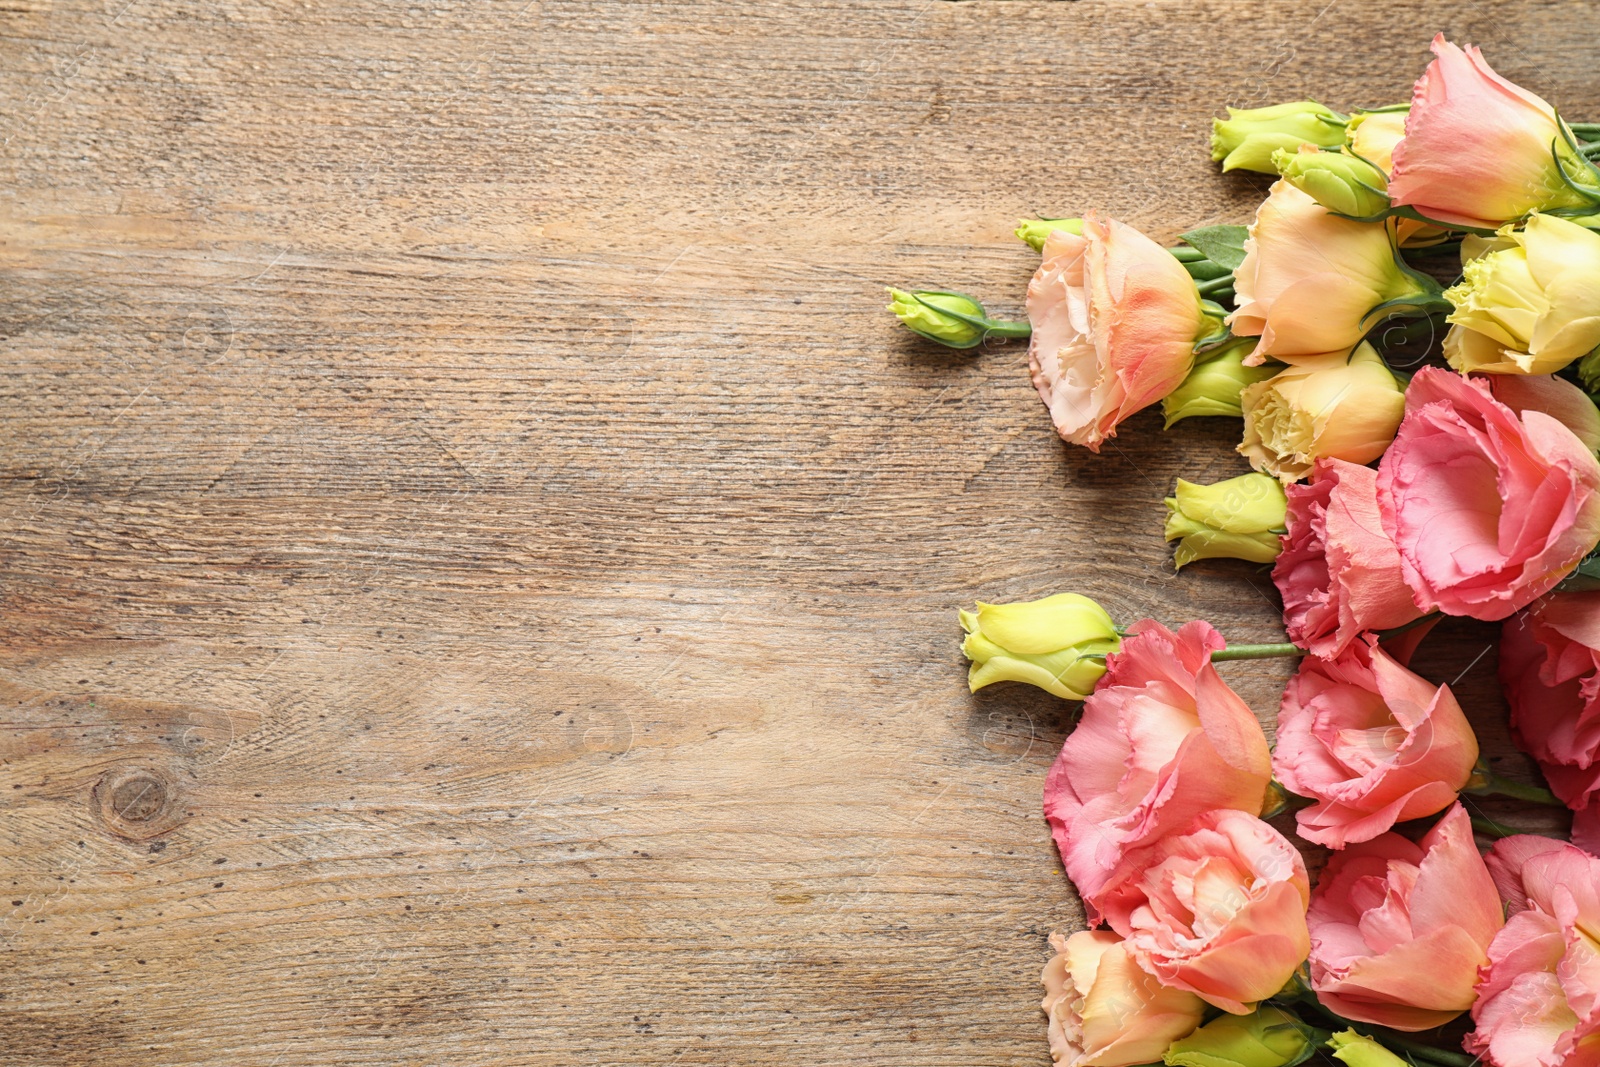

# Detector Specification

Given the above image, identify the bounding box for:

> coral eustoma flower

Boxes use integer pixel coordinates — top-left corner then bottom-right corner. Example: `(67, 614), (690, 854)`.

(1307, 803), (1502, 1030)
(1097, 809), (1311, 1015)
(1389, 35), (1594, 230)
(1468, 837), (1600, 1066)
(1378, 367), (1600, 621)
(1274, 458), (1422, 659)
(1043, 620), (1272, 921)
(1040, 929), (1205, 1067)
(1026, 213), (1209, 451)
(1273, 636), (1478, 848)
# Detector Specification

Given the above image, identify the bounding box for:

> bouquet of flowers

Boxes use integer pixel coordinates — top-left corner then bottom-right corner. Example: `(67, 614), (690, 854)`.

(891, 35), (1600, 1067)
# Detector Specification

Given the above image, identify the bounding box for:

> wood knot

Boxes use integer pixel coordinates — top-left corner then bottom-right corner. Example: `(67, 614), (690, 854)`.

(93, 766), (183, 841)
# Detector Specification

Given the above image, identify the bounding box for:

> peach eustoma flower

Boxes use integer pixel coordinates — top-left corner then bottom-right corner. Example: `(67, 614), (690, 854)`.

(1097, 809), (1310, 1015)
(1043, 620), (1272, 922)
(1377, 367), (1600, 621)
(1238, 343), (1406, 482)
(1273, 636), (1478, 849)
(1027, 213), (1212, 451)
(1228, 181), (1431, 364)
(1389, 35), (1596, 230)
(1307, 803), (1503, 1030)
(1040, 930), (1205, 1067)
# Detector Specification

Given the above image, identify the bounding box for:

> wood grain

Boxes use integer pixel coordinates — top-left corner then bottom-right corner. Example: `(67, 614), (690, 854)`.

(0, 2), (1585, 1063)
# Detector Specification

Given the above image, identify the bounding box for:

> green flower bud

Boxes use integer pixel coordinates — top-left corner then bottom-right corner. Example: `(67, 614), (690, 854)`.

(1164, 1007), (1316, 1067)
(1272, 147), (1390, 218)
(1014, 216), (1084, 252)
(1163, 341), (1278, 426)
(1327, 1031), (1408, 1067)
(1212, 101), (1347, 174)
(959, 593), (1120, 700)
(886, 288), (989, 348)
(1164, 472), (1287, 570)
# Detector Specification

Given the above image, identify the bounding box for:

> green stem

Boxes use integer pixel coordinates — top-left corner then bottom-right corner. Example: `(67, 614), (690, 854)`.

(1465, 771), (1563, 807)
(1279, 992), (1475, 1067)
(1375, 611), (1441, 642)
(1571, 122), (1600, 138)
(1472, 816), (1517, 839)
(1195, 274), (1236, 297)
(1169, 245), (1206, 262)
(1210, 642), (1304, 662)
(982, 319), (1031, 340)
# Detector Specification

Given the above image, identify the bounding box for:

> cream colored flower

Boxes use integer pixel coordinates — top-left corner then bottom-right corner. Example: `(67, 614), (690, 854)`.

(1239, 343), (1405, 482)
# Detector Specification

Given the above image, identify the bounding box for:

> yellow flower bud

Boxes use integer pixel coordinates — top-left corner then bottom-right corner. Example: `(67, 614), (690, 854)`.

(959, 593), (1120, 700)
(1014, 217), (1084, 253)
(1164, 342), (1279, 426)
(1164, 473), (1288, 570)
(1239, 343), (1405, 482)
(1443, 213), (1600, 375)
(885, 288), (988, 349)
(1344, 108), (1408, 174)
(1272, 146), (1390, 219)
(1327, 1031), (1408, 1067)
(1212, 101), (1346, 174)
(1164, 1007), (1315, 1067)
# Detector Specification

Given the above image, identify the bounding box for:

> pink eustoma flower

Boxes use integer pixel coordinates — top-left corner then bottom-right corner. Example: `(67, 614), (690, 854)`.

(1027, 213), (1208, 451)
(1307, 803), (1503, 1030)
(1273, 635), (1478, 849)
(1043, 620), (1272, 922)
(1377, 367), (1600, 621)
(1389, 35), (1595, 230)
(1097, 809), (1310, 1015)
(1468, 837), (1600, 1066)
(1274, 458), (1423, 659)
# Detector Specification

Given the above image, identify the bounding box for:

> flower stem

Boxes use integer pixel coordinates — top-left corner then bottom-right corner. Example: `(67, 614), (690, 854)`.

(1465, 770), (1563, 807)
(1374, 611), (1441, 642)
(1169, 245), (1206, 262)
(1195, 274), (1236, 297)
(1472, 816), (1516, 839)
(1210, 642), (1304, 662)
(982, 320), (1032, 340)
(1277, 991), (1476, 1067)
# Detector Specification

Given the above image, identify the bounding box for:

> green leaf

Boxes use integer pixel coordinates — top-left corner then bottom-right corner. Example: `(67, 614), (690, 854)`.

(1180, 225), (1251, 271)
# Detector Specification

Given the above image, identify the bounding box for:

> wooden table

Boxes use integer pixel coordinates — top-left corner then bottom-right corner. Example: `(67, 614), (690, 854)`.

(0, 3), (1582, 1063)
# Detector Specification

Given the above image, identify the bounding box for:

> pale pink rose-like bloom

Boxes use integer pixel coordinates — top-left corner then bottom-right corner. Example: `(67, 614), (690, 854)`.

(1389, 35), (1594, 230)
(1043, 620), (1272, 922)
(1273, 636), (1478, 849)
(1468, 837), (1600, 1066)
(1273, 458), (1423, 659)
(1097, 809), (1310, 1015)
(1307, 803), (1503, 1031)
(1026, 213), (1207, 451)
(1378, 367), (1600, 621)
(1040, 929), (1205, 1067)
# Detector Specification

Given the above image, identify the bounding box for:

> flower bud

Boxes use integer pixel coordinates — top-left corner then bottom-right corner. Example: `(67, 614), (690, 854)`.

(1211, 101), (1346, 174)
(1164, 473), (1288, 569)
(1163, 342), (1279, 426)
(959, 593), (1120, 700)
(1327, 1031), (1408, 1067)
(1014, 216), (1083, 252)
(1164, 1007), (1316, 1067)
(1239, 343), (1406, 482)
(1443, 213), (1600, 375)
(885, 288), (988, 349)
(1344, 108), (1408, 174)
(1272, 146), (1390, 218)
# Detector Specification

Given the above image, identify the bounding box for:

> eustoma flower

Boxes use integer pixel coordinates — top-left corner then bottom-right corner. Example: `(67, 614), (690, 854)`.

(1026, 213), (1215, 450)
(1096, 809), (1310, 1014)
(1162, 340), (1278, 426)
(1163, 472), (1287, 569)
(1273, 458), (1422, 659)
(1238, 343), (1406, 482)
(1377, 367), (1600, 620)
(1211, 101), (1346, 174)
(960, 593), (1121, 700)
(1043, 620), (1272, 918)
(1306, 803), (1502, 1030)
(1040, 929), (1205, 1067)
(1164, 1007), (1314, 1067)
(1272, 636), (1478, 848)
(1468, 836), (1600, 1066)
(1389, 35), (1597, 230)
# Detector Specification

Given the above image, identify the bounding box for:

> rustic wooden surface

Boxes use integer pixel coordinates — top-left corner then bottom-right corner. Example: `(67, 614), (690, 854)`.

(0, 2), (1586, 1063)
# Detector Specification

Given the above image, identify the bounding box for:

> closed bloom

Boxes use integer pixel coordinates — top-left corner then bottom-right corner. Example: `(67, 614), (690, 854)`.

(1027, 215), (1212, 451)
(1164, 1006), (1314, 1067)
(1016, 216), (1084, 253)
(1040, 929), (1205, 1067)
(1212, 101), (1346, 174)
(1378, 367), (1600, 620)
(960, 593), (1120, 700)
(1098, 809), (1311, 1015)
(1307, 804), (1503, 1030)
(1043, 620), (1272, 921)
(1273, 459), (1422, 659)
(1344, 109), (1408, 174)
(1501, 593), (1600, 829)
(1468, 837), (1600, 1066)
(1444, 214), (1600, 375)
(886, 288), (988, 348)
(1328, 1031), (1409, 1067)
(1164, 473), (1287, 569)
(1238, 344), (1406, 483)
(1273, 637), (1479, 848)
(1162, 341), (1278, 426)
(1228, 181), (1432, 364)
(1389, 35), (1595, 230)
(1273, 146), (1390, 219)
